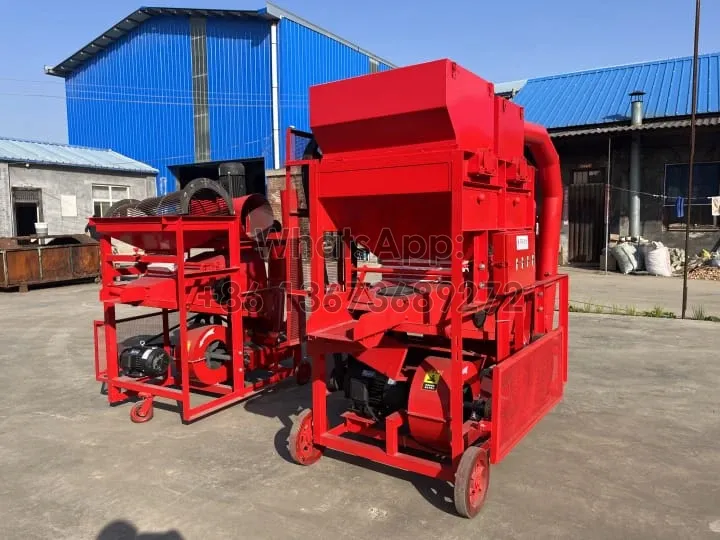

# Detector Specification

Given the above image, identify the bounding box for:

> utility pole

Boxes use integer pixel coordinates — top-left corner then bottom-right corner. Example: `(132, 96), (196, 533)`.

(681, 0), (701, 319)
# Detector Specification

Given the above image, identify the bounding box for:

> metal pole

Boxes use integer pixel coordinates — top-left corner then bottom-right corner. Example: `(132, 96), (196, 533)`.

(604, 136), (612, 274)
(681, 0), (701, 319)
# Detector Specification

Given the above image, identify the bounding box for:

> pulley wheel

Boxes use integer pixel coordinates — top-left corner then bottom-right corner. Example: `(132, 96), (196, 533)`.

(454, 446), (490, 518)
(288, 409), (322, 466)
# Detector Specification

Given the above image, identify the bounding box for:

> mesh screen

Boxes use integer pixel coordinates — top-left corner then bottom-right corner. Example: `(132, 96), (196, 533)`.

(135, 192), (184, 216)
(491, 330), (564, 463)
(289, 131), (315, 161)
(108, 189), (232, 218)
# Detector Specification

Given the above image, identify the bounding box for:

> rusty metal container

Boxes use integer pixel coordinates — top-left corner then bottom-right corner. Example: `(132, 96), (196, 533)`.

(0, 234), (100, 290)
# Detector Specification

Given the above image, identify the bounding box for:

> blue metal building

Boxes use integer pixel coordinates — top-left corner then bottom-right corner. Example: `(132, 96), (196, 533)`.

(508, 52), (720, 130)
(498, 53), (720, 262)
(47, 4), (394, 193)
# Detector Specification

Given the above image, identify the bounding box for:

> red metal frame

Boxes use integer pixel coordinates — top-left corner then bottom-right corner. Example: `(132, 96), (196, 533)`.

(285, 59), (570, 508)
(91, 177), (306, 423)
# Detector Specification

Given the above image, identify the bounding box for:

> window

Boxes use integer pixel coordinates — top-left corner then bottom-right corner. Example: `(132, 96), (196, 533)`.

(664, 163), (720, 228)
(572, 168), (604, 185)
(92, 185), (130, 217)
(369, 58), (380, 74)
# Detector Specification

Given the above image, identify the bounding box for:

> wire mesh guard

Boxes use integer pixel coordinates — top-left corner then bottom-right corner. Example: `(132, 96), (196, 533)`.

(289, 129), (319, 162)
(107, 178), (234, 218)
(94, 311), (194, 381)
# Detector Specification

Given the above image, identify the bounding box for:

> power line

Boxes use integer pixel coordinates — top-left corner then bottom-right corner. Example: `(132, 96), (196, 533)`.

(0, 76), (318, 101)
(0, 91), (316, 108)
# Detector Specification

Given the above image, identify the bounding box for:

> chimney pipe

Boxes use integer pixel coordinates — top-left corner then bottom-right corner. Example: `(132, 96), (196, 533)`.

(628, 91), (645, 237)
(630, 90), (645, 126)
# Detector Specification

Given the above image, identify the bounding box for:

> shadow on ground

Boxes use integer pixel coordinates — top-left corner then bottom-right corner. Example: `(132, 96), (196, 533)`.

(97, 520), (183, 540)
(243, 367), (459, 517)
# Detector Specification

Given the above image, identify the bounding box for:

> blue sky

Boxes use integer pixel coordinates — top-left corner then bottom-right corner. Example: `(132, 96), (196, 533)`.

(0, 0), (718, 143)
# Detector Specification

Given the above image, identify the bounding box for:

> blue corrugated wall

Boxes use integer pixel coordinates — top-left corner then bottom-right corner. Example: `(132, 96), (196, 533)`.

(277, 19), (377, 164)
(64, 13), (392, 188)
(206, 18), (273, 166)
(66, 16), (194, 192)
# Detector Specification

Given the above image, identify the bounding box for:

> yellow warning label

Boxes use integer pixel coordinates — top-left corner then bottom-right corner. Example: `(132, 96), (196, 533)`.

(422, 370), (441, 391)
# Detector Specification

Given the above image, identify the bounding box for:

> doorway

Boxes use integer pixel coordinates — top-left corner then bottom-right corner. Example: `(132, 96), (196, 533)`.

(568, 170), (606, 263)
(12, 188), (43, 236)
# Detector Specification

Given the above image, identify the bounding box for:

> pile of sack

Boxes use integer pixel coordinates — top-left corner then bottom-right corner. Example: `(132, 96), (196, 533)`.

(601, 237), (673, 276)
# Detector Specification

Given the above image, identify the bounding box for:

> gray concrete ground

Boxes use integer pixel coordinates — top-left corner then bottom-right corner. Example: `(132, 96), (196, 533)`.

(563, 266), (720, 317)
(1, 283), (719, 539)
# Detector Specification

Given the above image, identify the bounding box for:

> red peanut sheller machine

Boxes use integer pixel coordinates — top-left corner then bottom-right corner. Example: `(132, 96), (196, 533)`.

(91, 166), (309, 423)
(285, 59), (569, 518)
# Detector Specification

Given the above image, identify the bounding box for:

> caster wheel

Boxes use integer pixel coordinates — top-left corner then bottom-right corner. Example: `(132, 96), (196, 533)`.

(288, 409), (322, 465)
(130, 400), (154, 423)
(296, 360), (311, 386)
(454, 446), (490, 518)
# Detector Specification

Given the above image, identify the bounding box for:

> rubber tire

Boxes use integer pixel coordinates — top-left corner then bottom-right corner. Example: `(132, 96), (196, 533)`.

(288, 409), (322, 466)
(130, 401), (154, 423)
(296, 360), (312, 386)
(454, 446), (490, 518)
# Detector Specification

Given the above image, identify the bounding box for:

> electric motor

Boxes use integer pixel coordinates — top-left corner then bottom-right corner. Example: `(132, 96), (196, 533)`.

(119, 345), (171, 378)
(344, 356), (409, 422)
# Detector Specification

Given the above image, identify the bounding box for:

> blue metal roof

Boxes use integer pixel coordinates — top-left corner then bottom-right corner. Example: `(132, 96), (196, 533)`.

(47, 3), (395, 78)
(0, 137), (158, 174)
(513, 52), (720, 129)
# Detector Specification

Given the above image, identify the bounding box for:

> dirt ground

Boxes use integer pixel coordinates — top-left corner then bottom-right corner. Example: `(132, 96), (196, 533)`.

(0, 283), (719, 539)
(563, 266), (720, 317)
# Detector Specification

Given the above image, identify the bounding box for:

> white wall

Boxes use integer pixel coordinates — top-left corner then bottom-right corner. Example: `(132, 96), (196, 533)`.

(0, 163), (11, 237)
(5, 164), (155, 236)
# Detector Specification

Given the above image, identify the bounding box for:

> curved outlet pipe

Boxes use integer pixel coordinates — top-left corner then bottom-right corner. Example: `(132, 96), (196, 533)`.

(524, 121), (562, 280)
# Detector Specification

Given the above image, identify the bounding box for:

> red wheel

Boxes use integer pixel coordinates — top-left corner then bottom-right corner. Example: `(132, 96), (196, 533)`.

(296, 360), (312, 386)
(130, 400), (154, 423)
(288, 409), (322, 465)
(454, 446), (490, 518)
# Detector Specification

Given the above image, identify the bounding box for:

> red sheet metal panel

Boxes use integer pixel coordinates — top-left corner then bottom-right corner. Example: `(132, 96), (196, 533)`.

(310, 59), (495, 154)
(490, 328), (564, 463)
(491, 231), (537, 291)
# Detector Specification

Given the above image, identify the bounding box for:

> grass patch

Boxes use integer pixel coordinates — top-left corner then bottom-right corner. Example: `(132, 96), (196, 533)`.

(689, 305), (720, 321)
(642, 305), (677, 319)
(569, 301), (678, 320)
(624, 305), (638, 316)
(691, 305), (706, 321)
(569, 301), (594, 313)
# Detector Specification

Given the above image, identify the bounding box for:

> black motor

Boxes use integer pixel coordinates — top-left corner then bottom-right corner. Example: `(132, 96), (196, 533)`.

(119, 345), (171, 378)
(344, 356), (408, 422)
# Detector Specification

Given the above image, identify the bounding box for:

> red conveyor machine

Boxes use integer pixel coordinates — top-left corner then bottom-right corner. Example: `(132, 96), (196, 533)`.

(286, 59), (569, 518)
(91, 171), (308, 423)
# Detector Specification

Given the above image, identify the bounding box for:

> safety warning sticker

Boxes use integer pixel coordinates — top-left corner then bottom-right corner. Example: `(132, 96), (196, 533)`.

(422, 370), (441, 391)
